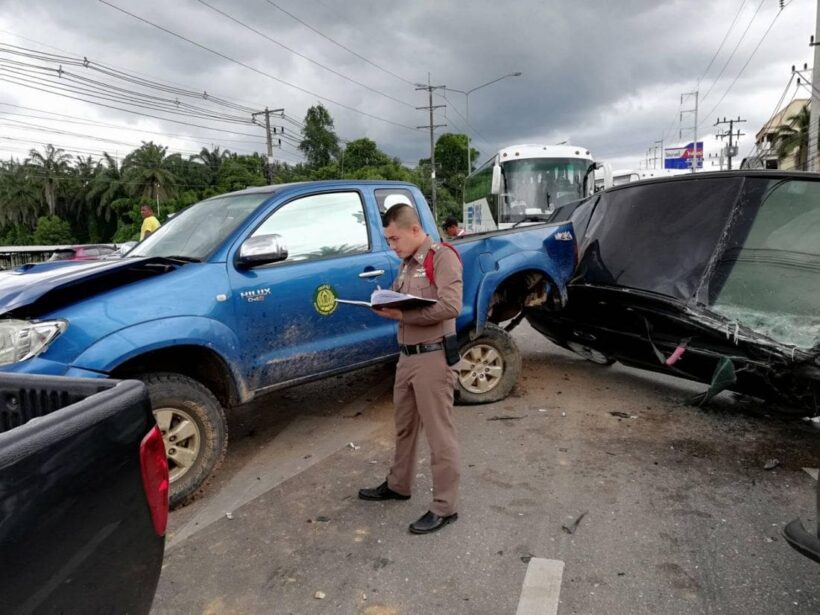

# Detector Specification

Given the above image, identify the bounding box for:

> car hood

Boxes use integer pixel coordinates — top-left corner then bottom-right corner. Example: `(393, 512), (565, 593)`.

(0, 257), (181, 317)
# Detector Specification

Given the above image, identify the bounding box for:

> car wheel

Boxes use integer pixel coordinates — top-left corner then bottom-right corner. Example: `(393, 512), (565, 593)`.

(141, 373), (227, 509)
(566, 341), (615, 366)
(456, 323), (522, 405)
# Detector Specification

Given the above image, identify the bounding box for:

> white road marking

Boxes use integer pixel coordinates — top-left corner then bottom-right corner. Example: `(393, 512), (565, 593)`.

(167, 382), (391, 550)
(803, 467), (819, 481)
(515, 558), (565, 615)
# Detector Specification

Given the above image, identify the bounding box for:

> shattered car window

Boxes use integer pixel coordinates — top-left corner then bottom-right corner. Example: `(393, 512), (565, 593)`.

(709, 178), (820, 349)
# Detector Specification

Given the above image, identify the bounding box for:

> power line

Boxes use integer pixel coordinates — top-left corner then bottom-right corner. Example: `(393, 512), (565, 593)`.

(261, 0), (416, 86)
(699, 4), (787, 128)
(742, 73), (797, 163)
(97, 0), (417, 131)
(701, 0), (766, 104)
(698, 0), (749, 86)
(196, 0), (414, 109)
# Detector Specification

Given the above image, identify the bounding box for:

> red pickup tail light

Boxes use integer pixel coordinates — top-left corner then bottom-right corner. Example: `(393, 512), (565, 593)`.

(140, 425), (169, 536)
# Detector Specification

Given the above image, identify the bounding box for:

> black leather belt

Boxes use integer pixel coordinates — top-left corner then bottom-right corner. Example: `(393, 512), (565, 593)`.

(400, 342), (444, 355)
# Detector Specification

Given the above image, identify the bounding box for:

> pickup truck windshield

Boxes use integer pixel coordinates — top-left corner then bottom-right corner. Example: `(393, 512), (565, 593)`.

(130, 193), (270, 260)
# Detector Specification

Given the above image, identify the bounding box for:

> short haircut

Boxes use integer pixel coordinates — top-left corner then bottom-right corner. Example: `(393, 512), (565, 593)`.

(382, 203), (419, 229)
(443, 215), (458, 229)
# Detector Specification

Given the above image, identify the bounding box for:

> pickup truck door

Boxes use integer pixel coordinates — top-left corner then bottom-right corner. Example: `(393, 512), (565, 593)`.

(229, 190), (397, 391)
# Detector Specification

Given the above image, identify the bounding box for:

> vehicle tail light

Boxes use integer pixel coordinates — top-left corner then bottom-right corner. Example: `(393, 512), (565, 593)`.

(140, 425), (169, 536)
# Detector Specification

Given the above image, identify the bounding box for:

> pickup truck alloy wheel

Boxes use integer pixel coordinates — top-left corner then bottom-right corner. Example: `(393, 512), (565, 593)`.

(456, 323), (522, 405)
(459, 345), (503, 394)
(142, 373), (227, 509)
(154, 407), (201, 482)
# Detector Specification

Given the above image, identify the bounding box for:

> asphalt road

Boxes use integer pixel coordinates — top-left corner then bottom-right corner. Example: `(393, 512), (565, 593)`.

(152, 323), (820, 615)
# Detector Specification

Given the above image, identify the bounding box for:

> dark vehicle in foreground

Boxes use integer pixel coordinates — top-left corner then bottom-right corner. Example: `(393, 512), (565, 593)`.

(528, 171), (820, 411)
(0, 373), (167, 614)
(784, 478), (820, 564)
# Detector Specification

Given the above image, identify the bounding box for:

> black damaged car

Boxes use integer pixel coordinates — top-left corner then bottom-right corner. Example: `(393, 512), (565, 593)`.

(527, 170), (820, 412)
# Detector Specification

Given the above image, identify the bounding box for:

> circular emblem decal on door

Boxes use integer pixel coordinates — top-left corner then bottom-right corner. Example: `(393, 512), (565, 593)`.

(313, 284), (338, 316)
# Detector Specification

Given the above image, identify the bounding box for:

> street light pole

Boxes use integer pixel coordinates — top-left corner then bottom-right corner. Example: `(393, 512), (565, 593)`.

(448, 72), (522, 176)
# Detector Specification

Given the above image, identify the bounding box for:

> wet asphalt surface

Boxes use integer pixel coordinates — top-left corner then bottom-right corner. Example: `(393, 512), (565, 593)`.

(151, 323), (819, 615)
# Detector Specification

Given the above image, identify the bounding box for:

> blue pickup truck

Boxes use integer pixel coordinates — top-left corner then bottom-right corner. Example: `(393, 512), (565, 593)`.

(0, 181), (575, 507)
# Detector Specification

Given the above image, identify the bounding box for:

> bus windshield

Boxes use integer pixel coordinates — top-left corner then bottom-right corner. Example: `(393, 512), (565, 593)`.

(500, 158), (590, 223)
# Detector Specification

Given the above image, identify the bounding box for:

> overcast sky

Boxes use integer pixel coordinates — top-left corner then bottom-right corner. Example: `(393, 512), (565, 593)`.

(0, 0), (815, 172)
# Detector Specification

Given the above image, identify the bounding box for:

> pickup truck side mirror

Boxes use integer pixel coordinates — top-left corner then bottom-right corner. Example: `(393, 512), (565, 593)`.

(237, 234), (288, 268)
(490, 164), (502, 195)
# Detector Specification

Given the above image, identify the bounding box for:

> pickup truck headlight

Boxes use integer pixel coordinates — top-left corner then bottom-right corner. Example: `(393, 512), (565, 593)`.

(0, 319), (68, 366)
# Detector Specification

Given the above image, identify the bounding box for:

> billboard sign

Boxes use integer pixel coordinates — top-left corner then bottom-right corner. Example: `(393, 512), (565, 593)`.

(665, 142), (703, 169)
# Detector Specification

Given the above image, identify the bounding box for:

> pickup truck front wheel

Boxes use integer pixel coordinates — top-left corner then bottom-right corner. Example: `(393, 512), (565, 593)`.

(456, 324), (522, 405)
(142, 373), (227, 509)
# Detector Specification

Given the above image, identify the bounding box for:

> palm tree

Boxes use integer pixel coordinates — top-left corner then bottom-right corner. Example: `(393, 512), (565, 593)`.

(89, 153), (127, 222)
(0, 159), (42, 226)
(122, 141), (178, 203)
(773, 104), (811, 170)
(27, 144), (72, 216)
(192, 146), (230, 186)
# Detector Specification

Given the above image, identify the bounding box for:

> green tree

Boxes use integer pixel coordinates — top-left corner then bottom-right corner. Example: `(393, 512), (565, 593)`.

(299, 104), (340, 168)
(32, 215), (75, 244)
(0, 160), (42, 226)
(89, 153), (128, 223)
(773, 104), (811, 170)
(341, 138), (390, 172)
(27, 144), (72, 216)
(122, 141), (178, 202)
(192, 146), (230, 187)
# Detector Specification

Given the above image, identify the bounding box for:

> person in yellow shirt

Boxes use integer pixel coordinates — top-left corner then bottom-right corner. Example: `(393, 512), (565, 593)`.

(140, 205), (161, 240)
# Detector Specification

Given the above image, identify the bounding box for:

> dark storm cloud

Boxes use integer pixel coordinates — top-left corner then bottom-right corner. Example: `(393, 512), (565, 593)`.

(0, 0), (813, 166)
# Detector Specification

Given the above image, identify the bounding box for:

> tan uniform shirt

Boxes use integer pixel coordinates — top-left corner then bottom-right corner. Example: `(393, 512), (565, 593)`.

(393, 235), (463, 345)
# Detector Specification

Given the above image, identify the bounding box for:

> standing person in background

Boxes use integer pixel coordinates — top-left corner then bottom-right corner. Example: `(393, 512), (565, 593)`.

(359, 204), (464, 535)
(140, 205), (160, 241)
(442, 216), (466, 238)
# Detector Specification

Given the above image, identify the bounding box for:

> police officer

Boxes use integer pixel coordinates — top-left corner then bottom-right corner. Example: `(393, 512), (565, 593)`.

(359, 203), (463, 534)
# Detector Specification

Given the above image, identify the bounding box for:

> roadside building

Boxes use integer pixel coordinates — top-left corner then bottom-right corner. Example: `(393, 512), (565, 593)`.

(743, 98), (809, 170)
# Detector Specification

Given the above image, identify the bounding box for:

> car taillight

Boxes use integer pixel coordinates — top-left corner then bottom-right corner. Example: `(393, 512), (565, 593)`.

(140, 425), (169, 536)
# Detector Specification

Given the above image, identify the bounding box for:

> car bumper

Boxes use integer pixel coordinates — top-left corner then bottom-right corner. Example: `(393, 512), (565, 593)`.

(0, 357), (107, 379)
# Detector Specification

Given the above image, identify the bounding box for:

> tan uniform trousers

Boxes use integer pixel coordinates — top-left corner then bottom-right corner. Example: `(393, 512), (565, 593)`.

(386, 349), (460, 516)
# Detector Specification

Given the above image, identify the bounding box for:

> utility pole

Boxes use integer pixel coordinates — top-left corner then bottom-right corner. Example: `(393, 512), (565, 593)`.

(416, 75), (446, 220)
(251, 107), (284, 184)
(653, 139), (664, 169)
(680, 91), (700, 173)
(809, 1), (820, 171)
(714, 116), (747, 170)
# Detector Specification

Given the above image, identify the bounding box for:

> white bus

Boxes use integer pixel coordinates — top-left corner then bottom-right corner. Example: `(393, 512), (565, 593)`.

(463, 143), (605, 233)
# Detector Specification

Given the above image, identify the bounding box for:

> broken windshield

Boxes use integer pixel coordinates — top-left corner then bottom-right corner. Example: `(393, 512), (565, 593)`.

(708, 177), (820, 349)
(130, 193), (270, 261)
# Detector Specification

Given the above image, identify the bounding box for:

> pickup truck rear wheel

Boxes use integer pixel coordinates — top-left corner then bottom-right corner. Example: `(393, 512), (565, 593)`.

(142, 373), (227, 509)
(456, 324), (522, 405)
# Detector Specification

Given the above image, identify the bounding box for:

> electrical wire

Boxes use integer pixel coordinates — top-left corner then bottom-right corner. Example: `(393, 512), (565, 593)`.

(97, 0), (417, 131)
(699, 4), (787, 128)
(700, 0), (766, 104)
(698, 0), (748, 86)
(196, 0), (414, 109)
(260, 0), (417, 86)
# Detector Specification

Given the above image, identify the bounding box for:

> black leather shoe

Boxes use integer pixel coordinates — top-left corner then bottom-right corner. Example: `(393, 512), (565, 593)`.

(358, 481), (410, 501)
(408, 510), (458, 534)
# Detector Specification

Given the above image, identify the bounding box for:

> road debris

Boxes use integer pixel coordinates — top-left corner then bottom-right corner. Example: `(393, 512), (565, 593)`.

(314, 591), (326, 600)
(487, 415), (525, 421)
(803, 415), (820, 424)
(763, 459), (780, 471)
(562, 511), (588, 534)
(225, 512), (233, 520)
(538, 408), (547, 413)
(347, 442), (361, 450)
(610, 411), (630, 419)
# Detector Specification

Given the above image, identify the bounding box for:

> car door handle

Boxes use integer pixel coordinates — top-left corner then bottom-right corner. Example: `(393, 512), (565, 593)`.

(358, 269), (385, 278)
